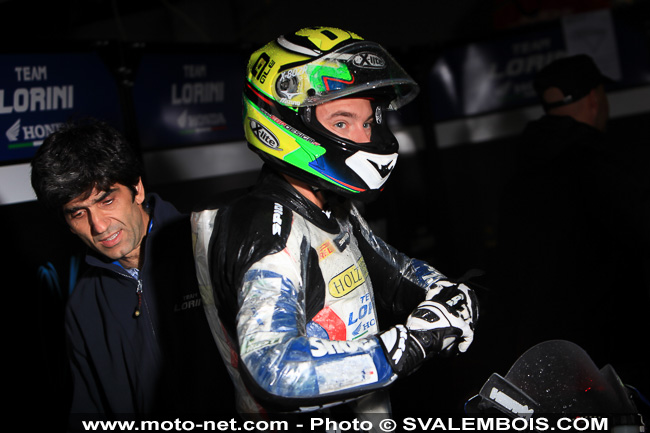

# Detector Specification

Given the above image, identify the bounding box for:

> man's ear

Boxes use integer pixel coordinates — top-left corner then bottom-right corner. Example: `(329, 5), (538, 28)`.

(584, 88), (601, 122)
(134, 177), (145, 205)
(542, 87), (565, 106)
(586, 88), (599, 109)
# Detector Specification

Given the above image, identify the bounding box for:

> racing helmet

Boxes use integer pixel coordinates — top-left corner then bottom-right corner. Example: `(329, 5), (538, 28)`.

(243, 26), (419, 201)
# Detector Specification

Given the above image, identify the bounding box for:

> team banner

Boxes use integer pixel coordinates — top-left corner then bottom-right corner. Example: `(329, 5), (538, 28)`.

(0, 52), (123, 163)
(132, 52), (246, 150)
(428, 10), (650, 122)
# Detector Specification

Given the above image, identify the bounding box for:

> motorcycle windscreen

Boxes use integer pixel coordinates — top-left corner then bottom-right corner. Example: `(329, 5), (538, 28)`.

(467, 339), (639, 415)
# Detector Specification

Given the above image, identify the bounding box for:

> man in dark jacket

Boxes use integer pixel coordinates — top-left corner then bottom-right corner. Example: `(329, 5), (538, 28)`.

(497, 55), (649, 391)
(31, 120), (233, 426)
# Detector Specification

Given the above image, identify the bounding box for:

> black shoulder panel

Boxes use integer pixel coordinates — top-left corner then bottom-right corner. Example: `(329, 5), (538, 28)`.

(208, 193), (293, 334)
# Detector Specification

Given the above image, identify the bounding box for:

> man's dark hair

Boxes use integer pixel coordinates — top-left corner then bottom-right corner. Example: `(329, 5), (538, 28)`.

(31, 119), (143, 216)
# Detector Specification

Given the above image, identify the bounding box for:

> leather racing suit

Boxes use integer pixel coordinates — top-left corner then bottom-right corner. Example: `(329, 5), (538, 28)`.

(192, 167), (447, 417)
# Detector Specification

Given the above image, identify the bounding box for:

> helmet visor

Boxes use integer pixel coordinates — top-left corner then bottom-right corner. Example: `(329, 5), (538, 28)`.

(273, 41), (419, 110)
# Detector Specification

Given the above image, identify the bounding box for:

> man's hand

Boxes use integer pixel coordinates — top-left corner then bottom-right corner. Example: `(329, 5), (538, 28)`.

(378, 281), (478, 377)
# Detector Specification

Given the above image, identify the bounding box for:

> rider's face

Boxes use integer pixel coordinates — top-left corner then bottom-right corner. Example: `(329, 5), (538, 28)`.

(315, 98), (373, 143)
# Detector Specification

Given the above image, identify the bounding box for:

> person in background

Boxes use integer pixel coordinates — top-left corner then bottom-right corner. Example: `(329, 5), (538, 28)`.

(31, 119), (233, 426)
(496, 55), (649, 392)
(192, 26), (479, 427)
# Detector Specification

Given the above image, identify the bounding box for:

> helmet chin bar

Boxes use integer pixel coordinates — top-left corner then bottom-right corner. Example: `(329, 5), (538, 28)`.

(295, 100), (400, 197)
(345, 150), (398, 190)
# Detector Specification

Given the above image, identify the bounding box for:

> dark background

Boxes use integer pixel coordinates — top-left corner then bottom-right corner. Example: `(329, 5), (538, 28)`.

(1, 0), (648, 427)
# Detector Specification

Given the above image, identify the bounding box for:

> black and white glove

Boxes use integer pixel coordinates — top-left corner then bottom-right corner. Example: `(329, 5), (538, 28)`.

(414, 280), (478, 351)
(378, 280), (478, 377)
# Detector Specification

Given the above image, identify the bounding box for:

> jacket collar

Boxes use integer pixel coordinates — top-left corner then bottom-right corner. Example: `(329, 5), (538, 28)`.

(254, 166), (341, 233)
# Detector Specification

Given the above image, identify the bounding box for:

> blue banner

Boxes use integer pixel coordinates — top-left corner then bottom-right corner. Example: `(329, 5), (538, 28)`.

(428, 12), (650, 122)
(132, 52), (246, 150)
(429, 27), (568, 122)
(0, 52), (123, 163)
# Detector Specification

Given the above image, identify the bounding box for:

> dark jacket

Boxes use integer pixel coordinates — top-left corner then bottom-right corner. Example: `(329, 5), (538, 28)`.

(65, 194), (233, 421)
(496, 115), (650, 388)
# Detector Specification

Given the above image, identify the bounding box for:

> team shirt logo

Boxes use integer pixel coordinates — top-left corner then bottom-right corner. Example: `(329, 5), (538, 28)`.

(318, 241), (336, 260)
(328, 257), (368, 298)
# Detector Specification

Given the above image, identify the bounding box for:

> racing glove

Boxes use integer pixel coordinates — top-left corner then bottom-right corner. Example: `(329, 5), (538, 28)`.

(378, 281), (478, 377)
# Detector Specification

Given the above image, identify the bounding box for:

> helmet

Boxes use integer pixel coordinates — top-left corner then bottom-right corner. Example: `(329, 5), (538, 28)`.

(243, 26), (419, 202)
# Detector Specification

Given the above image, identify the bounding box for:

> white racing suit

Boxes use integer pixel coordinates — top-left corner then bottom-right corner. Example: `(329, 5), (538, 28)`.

(191, 167), (446, 420)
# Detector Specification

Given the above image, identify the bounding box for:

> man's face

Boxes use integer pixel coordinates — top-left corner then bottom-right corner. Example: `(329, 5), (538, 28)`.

(63, 179), (148, 269)
(315, 98), (373, 143)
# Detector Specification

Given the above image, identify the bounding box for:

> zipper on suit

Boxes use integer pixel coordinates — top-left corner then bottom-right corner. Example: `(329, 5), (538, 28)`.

(134, 279), (143, 317)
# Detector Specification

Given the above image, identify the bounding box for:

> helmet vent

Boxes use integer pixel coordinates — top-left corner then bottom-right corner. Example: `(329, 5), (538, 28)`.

(368, 159), (394, 178)
(277, 35), (321, 57)
(320, 29), (338, 40)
